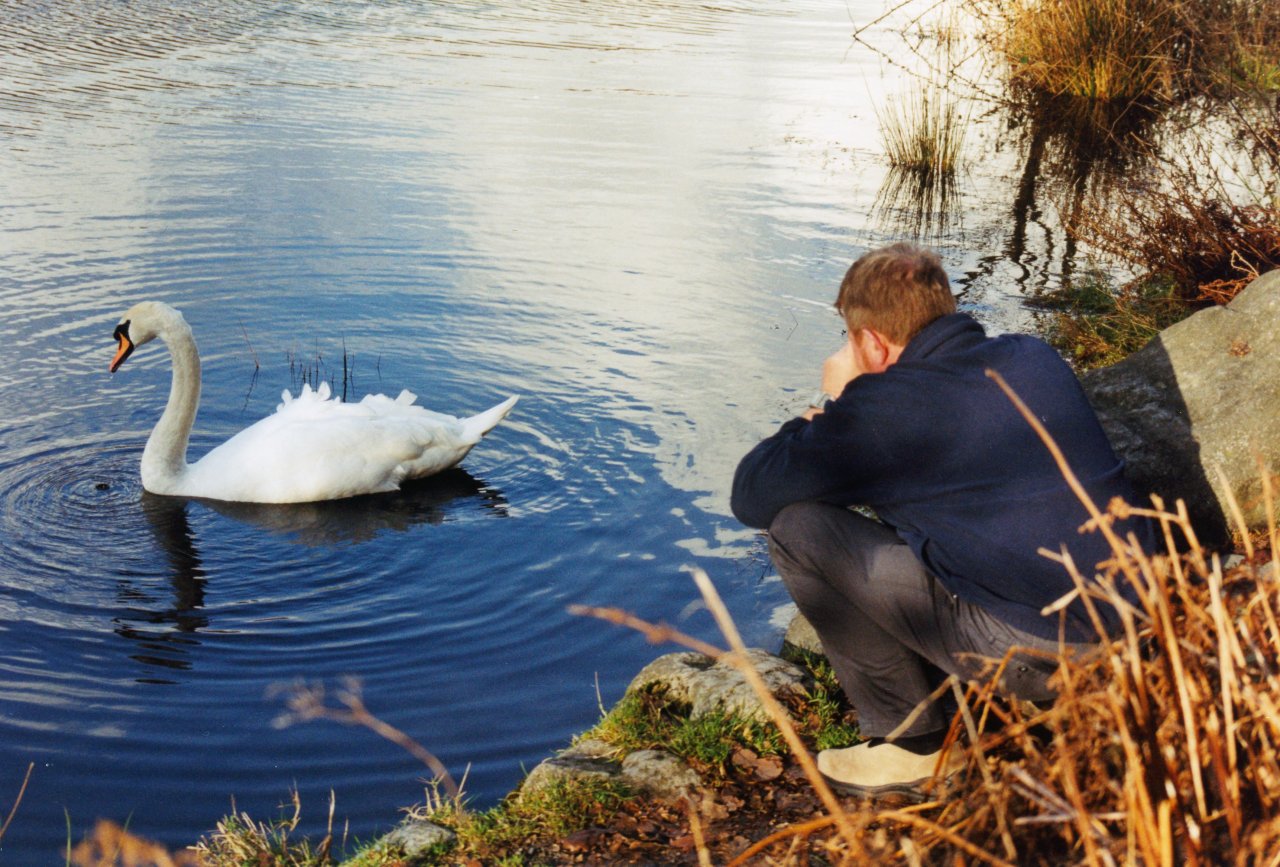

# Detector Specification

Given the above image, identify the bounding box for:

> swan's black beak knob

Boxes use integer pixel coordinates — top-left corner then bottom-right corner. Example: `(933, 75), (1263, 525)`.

(110, 321), (134, 373)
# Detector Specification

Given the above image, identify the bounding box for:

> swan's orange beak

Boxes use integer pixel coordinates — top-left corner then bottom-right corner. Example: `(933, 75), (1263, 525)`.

(110, 322), (134, 373)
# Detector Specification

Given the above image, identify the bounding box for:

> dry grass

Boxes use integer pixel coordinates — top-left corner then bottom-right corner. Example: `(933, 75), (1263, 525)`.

(998, 0), (1180, 100)
(981, 0), (1280, 102)
(1082, 188), (1280, 305)
(1066, 102), (1280, 306)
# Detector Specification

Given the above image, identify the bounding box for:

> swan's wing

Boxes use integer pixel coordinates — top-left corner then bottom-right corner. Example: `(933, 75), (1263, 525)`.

(185, 388), (479, 503)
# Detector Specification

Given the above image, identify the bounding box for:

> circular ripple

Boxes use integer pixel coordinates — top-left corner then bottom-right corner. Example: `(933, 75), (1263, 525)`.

(0, 438), (147, 583)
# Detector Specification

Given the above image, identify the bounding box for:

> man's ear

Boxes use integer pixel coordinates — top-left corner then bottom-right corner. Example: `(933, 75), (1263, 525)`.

(857, 328), (907, 373)
(857, 328), (892, 373)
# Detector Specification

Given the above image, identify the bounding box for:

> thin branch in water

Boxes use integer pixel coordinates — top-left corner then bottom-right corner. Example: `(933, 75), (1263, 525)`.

(237, 318), (260, 371)
(271, 677), (462, 802)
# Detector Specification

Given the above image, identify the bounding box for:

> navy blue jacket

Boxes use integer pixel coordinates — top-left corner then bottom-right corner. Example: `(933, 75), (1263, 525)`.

(731, 313), (1152, 641)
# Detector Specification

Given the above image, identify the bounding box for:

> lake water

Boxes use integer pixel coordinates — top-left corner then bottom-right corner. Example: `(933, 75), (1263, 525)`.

(1, 0), (1083, 859)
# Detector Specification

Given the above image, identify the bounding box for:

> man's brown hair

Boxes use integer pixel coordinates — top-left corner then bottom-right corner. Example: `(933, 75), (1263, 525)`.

(834, 243), (956, 345)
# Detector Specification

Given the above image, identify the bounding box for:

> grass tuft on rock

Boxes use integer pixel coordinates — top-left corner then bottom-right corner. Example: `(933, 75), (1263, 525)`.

(416, 774), (632, 865)
(580, 690), (784, 772)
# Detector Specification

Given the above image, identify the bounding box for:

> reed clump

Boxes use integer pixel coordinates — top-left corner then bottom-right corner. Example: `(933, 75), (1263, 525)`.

(878, 83), (968, 178)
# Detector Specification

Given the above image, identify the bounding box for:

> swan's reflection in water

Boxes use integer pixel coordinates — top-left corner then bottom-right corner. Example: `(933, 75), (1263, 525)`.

(114, 469), (508, 680)
(198, 468), (509, 545)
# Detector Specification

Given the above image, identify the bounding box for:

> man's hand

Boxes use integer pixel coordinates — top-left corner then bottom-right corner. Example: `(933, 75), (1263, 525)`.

(822, 341), (861, 395)
(803, 340), (862, 420)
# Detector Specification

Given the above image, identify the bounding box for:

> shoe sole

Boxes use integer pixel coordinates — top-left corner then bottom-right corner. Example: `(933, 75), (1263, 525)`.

(819, 769), (961, 804)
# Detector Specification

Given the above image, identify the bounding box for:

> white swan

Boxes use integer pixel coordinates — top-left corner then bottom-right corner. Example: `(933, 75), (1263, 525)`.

(109, 301), (518, 504)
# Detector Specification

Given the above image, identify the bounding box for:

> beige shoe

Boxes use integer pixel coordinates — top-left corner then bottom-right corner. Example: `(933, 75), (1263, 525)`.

(817, 740), (964, 801)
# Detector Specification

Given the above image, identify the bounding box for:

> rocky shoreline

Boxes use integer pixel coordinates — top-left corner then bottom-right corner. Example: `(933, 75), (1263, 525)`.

(373, 614), (831, 863)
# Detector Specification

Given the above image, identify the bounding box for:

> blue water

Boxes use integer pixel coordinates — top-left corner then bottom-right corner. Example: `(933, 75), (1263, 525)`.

(0, 0), (1078, 860)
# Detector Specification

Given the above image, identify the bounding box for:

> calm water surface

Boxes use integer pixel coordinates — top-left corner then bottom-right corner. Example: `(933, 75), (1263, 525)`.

(1, 0), (1077, 858)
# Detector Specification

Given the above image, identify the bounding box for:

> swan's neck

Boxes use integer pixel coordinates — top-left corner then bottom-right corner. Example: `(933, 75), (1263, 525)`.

(141, 317), (200, 494)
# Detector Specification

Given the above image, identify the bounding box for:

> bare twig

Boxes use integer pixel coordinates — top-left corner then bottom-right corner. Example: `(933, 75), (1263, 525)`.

(0, 762), (33, 844)
(272, 677), (461, 801)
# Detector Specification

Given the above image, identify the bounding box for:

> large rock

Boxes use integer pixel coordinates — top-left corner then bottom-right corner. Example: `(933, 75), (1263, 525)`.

(619, 749), (703, 802)
(1084, 270), (1280, 543)
(781, 609), (823, 657)
(519, 740), (701, 805)
(626, 648), (808, 721)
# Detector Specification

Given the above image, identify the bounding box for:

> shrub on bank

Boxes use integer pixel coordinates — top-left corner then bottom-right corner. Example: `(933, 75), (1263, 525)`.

(983, 0), (1280, 101)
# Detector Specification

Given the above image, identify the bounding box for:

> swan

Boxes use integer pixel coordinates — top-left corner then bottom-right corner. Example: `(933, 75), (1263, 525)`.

(109, 301), (518, 504)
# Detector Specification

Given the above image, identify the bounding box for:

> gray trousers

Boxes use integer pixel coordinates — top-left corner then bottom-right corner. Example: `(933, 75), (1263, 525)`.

(768, 502), (1080, 738)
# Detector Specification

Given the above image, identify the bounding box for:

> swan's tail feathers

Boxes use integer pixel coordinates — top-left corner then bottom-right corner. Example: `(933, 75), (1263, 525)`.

(461, 396), (519, 441)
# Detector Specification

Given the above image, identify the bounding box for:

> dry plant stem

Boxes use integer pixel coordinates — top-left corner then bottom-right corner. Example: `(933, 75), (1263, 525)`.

(685, 801), (713, 867)
(725, 815), (836, 866)
(948, 678), (1017, 861)
(1216, 463), (1255, 559)
(565, 606), (725, 659)
(875, 809), (1018, 867)
(276, 678), (461, 801)
(687, 568), (863, 852)
(0, 762), (32, 845)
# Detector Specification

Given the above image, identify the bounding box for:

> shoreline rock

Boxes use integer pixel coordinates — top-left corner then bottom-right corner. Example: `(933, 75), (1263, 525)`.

(1084, 269), (1280, 542)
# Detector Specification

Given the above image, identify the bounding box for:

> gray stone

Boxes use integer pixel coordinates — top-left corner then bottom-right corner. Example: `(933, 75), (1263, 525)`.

(619, 749), (702, 802)
(561, 737), (619, 760)
(519, 753), (621, 800)
(1083, 270), (1280, 542)
(381, 817), (456, 860)
(782, 611), (824, 657)
(626, 648), (808, 721)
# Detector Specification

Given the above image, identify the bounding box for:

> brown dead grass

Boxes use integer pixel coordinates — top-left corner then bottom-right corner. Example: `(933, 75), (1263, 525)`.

(68, 820), (199, 867)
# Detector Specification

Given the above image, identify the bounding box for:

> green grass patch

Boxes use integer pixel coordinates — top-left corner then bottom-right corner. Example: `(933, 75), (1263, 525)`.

(584, 652), (860, 769)
(1236, 44), (1280, 91)
(780, 648), (861, 751)
(339, 838), (413, 867)
(421, 774), (632, 865)
(1037, 272), (1192, 369)
(581, 690), (783, 773)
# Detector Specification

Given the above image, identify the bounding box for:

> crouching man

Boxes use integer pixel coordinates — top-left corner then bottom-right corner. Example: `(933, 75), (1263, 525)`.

(731, 243), (1154, 798)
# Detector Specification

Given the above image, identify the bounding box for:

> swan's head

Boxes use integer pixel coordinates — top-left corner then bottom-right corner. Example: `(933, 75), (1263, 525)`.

(110, 301), (185, 373)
